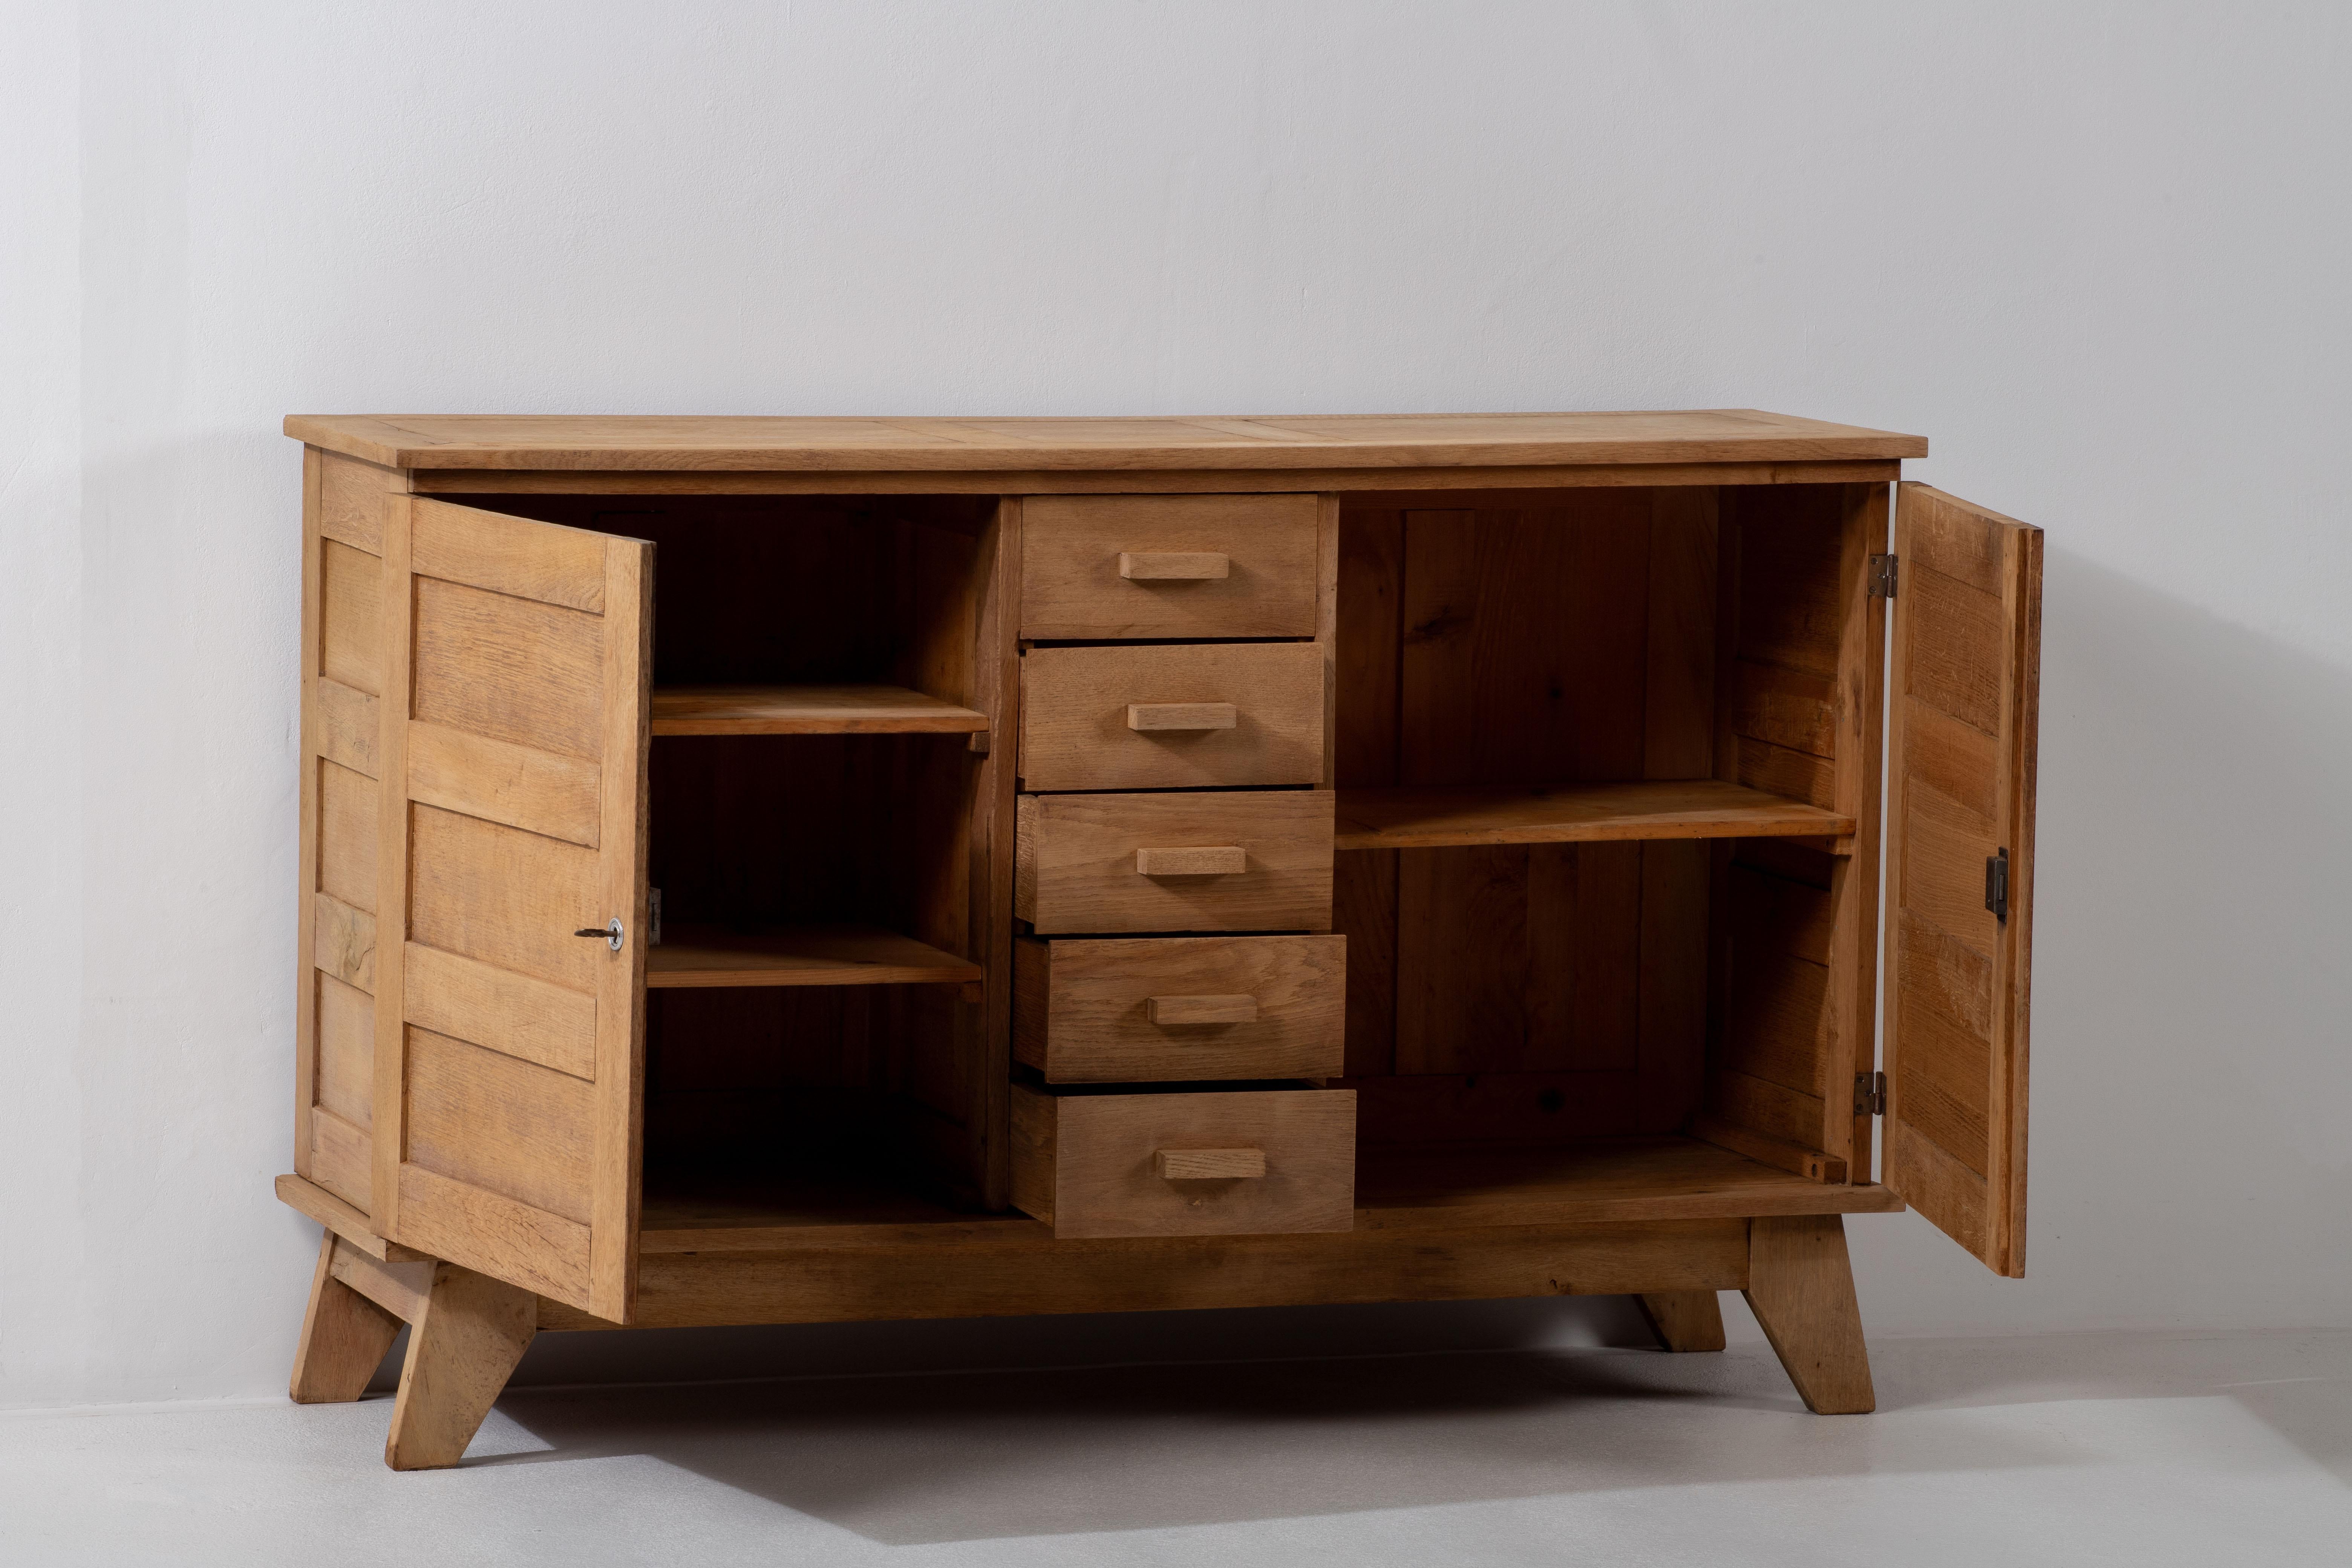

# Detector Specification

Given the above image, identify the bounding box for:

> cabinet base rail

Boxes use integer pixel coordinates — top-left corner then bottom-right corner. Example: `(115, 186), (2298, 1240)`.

(286, 1205), (1875, 1470)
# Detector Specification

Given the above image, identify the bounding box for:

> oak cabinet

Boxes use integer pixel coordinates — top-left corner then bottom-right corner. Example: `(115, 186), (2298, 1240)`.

(277, 410), (2040, 1468)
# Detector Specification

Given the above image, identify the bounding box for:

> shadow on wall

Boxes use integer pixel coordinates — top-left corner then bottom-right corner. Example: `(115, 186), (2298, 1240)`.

(1848, 543), (2352, 1332)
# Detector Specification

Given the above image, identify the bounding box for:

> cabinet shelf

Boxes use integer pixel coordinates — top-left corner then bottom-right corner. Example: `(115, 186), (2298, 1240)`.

(1333, 780), (1853, 850)
(650, 684), (989, 736)
(646, 924), (984, 989)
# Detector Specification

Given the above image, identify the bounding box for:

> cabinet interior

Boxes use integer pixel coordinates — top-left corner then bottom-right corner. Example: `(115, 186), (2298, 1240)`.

(447, 482), (1873, 1240)
(453, 493), (1000, 1215)
(1330, 485), (1864, 1179)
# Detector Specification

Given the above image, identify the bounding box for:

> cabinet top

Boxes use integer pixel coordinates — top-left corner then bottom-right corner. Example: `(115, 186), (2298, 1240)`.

(283, 409), (1925, 473)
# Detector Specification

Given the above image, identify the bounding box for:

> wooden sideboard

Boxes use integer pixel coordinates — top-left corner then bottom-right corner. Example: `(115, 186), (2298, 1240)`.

(271, 411), (2041, 1469)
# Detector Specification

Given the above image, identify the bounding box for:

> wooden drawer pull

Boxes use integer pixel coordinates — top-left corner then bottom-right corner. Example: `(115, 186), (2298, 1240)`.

(1127, 702), (1238, 732)
(1134, 845), (1247, 877)
(1119, 551), (1230, 581)
(1145, 993), (1259, 1026)
(1156, 1148), (1266, 1181)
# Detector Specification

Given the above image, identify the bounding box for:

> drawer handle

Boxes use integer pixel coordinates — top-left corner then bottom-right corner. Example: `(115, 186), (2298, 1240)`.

(1119, 551), (1229, 580)
(1127, 702), (1238, 732)
(1146, 994), (1259, 1026)
(1135, 845), (1246, 877)
(1156, 1148), (1266, 1181)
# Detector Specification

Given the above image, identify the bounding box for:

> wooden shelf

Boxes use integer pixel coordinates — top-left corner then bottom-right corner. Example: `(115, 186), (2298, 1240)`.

(650, 684), (988, 736)
(1353, 1136), (1904, 1231)
(646, 924), (985, 990)
(1334, 779), (1853, 850)
(626, 1135), (1901, 1255)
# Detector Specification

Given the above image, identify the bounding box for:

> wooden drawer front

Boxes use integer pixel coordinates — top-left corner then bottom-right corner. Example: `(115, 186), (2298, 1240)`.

(1021, 643), (1325, 792)
(1017, 791), (1334, 934)
(1015, 935), (1345, 1082)
(1011, 1083), (1355, 1237)
(1020, 494), (1319, 640)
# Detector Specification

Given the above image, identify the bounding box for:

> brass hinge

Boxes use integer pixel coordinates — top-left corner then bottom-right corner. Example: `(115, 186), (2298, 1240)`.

(1854, 1070), (1886, 1117)
(1986, 847), (2010, 923)
(1868, 554), (1899, 598)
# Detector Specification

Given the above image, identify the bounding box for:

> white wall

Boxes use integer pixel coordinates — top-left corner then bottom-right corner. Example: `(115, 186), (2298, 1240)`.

(6, 0), (2349, 1409)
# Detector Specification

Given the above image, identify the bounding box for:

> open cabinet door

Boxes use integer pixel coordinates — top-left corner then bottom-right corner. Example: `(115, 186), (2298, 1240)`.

(371, 498), (652, 1322)
(1883, 484), (2041, 1277)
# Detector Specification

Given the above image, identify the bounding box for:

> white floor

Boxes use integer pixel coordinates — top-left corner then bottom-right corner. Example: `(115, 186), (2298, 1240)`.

(4, 1329), (2346, 1566)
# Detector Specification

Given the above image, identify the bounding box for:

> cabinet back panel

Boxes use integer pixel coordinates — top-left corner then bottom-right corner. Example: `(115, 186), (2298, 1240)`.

(1332, 493), (1718, 1142)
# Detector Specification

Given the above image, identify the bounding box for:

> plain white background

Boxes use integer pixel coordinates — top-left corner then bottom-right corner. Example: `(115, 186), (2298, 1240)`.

(5, 0), (2348, 1410)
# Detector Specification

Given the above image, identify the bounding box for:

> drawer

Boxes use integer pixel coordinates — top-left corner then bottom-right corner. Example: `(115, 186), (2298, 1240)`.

(1020, 642), (1325, 792)
(1015, 934), (1346, 1083)
(1010, 1082), (1355, 1237)
(1019, 494), (1320, 640)
(1016, 790), (1334, 934)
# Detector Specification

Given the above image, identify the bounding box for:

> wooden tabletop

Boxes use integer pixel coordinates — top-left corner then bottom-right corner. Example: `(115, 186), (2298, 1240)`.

(283, 409), (1926, 472)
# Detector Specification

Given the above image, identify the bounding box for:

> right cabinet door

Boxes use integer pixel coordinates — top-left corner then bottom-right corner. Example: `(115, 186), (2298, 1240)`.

(1882, 483), (2042, 1277)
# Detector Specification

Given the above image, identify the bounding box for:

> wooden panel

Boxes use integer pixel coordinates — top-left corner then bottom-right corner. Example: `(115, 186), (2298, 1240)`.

(410, 576), (604, 759)
(407, 803), (602, 993)
(1354, 1138), (1899, 1229)
(1336, 779), (1849, 848)
(561, 1216), (1751, 1330)
(405, 941), (598, 1081)
(318, 452), (393, 553)
(1734, 737), (1835, 810)
(1017, 791), (1333, 934)
(406, 720), (602, 846)
(1018, 493), (1318, 639)
(403, 1026), (593, 1223)
(315, 677), (379, 777)
(1013, 935), (1345, 1082)
(1021, 642), (1324, 790)
(1011, 1084), (1355, 1239)
(649, 684), (987, 735)
(411, 496), (608, 611)
(396, 1164), (591, 1307)
(289, 409), (1927, 474)
(309, 1110), (372, 1210)
(273, 1173), (432, 1263)
(319, 539), (381, 695)
(312, 890), (375, 992)
(1732, 486), (1845, 678)
(1643, 488), (1718, 776)
(1334, 510), (1403, 1076)
(315, 972), (374, 1128)
(1882, 484), (2051, 1279)
(1731, 661), (1836, 757)
(316, 760), (377, 912)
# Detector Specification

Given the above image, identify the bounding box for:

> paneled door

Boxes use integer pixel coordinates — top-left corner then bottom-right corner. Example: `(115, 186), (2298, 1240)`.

(370, 498), (652, 1321)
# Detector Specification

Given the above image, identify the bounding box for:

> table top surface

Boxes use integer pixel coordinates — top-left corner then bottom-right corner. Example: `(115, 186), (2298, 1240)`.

(284, 409), (1926, 472)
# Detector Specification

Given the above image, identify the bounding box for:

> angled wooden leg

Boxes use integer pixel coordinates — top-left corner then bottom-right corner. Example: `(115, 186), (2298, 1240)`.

(384, 1262), (537, 1471)
(289, 1233), (403, 1404)
(1743, 1214), (1875, 1413)
(1635, 1291), (1727, 1352)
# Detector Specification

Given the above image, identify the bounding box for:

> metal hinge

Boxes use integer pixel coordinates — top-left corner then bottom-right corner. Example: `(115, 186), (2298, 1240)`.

(1985, 847), (2010, 923)
(1868, 554), (1900, 597)
(1854, 1070), (1886, 1117)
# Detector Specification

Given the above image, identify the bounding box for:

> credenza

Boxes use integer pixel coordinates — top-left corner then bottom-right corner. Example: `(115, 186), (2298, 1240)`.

(272, 410), (2040, 1468)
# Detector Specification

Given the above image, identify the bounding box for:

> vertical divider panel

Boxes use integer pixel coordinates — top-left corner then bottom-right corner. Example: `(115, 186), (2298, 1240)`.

(370, 495), (418, 1241)
(295, 447), (325, 1187)
(977, 497), (1022, 1209)
(1827, 484), (1890, 1179)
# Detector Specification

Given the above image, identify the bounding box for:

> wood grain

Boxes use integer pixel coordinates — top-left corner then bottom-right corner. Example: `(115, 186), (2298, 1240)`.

(1017, 791), (1334, 934)
(1744, 1214), (1875, 1413)
(1021, 493), (1317, 639)
(649, 684), (987, 735)
(1635, 1290), (1727, 1353)
(384, 1262), (537, 1470)
(1336, 780), (1850, 848)
(286, 409), (1928, 474)
(1020, 642), (1324, 791)
(1012, 934), (1345, 1082)
(1883, 483), (2040, 1277)
(405, 940), (598, 1080)
(289, 1233), (403, 1404)
(1011, 1084), (1356, 1239)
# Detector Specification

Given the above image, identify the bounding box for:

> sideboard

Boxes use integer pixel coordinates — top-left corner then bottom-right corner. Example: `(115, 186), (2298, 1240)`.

(271, 410), (2040, 1468)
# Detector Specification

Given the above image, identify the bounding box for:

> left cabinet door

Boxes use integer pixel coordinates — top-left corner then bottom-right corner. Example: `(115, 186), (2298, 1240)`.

(371, 497), (653, 1323)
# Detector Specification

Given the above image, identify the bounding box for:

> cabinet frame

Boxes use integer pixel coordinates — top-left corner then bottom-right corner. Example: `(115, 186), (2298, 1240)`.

(275, 410), (2038, 1466)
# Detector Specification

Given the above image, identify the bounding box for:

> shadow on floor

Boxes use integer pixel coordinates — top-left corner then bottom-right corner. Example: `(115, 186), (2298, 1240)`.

(474, 1337), (2089, 1544)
